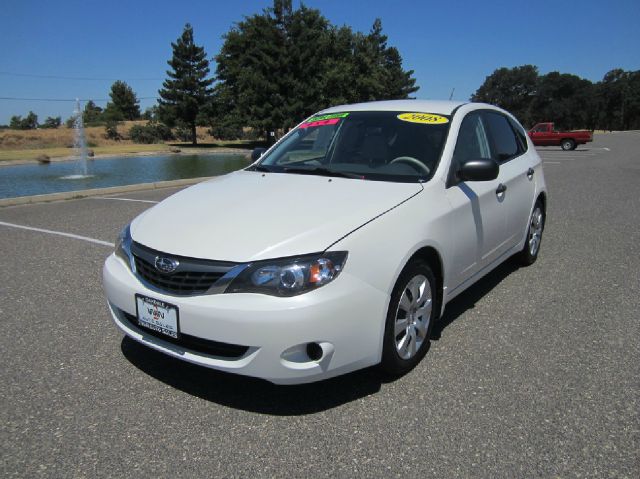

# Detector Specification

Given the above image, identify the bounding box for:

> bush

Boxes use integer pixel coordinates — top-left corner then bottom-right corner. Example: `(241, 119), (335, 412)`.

(173, 123), (192, 142)
(129, 122), (174, 144)
(208, 123), (243, 141)
(104, 120), (122, 140)
(41, 116), (62, 129)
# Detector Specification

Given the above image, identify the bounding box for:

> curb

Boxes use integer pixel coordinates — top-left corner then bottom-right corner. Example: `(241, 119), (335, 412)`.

(0, 176), (213, 208)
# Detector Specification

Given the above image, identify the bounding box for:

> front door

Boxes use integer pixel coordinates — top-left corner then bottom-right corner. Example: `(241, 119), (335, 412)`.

(445, 112), (510, 291)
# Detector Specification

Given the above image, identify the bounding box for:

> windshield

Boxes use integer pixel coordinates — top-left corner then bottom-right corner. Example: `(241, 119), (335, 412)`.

(255, 111), (451, 182)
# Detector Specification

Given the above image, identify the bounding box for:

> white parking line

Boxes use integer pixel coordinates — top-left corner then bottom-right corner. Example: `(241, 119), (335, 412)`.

(91, 197), (159, 204)
(535, 150), (596, 155)
(543, 161), (562, 164)
(539, 151), (596, 158)
(0, 221), (114, 247)
(542, 157), (578, 162)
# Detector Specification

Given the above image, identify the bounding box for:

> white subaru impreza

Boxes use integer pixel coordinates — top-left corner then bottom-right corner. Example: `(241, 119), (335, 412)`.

(103, 100), (546, 384)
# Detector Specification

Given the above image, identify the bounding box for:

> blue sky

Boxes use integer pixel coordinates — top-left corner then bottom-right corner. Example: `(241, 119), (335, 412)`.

(1, 0), (639, 124)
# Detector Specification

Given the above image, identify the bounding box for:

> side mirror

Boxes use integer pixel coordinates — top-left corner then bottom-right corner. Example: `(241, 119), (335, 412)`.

(458, 158), (499, 182)
(251, 147), (266, 162)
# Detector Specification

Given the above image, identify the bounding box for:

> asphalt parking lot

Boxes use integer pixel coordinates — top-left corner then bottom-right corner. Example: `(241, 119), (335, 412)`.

(1, 132), (638, 478)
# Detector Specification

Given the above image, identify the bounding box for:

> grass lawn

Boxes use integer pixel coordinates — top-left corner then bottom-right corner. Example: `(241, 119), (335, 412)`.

(0, 144), (173, 162)
(0, 123), (261, 162)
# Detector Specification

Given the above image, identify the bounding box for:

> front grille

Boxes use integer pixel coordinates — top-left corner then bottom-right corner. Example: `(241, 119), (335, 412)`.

(131, 242), (237, 296)
(134, 256), (224, 295)
(123, 312), (249, 359)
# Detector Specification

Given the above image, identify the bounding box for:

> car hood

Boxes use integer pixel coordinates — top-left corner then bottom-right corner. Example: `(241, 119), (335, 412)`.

(131, 170), (422, 262)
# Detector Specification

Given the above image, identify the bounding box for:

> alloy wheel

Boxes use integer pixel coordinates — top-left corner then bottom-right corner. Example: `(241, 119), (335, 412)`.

(528, 206), (544, 256)
(394, 274), (432, 360)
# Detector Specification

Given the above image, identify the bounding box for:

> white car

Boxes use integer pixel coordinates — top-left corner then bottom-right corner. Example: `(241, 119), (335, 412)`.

(103, 100), (546, 384)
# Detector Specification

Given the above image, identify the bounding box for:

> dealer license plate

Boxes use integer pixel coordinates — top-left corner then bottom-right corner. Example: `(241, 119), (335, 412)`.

(135, 295), (179, 339)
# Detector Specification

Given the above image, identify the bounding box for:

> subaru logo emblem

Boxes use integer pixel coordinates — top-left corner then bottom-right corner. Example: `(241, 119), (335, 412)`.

(155, 256), (179, 274)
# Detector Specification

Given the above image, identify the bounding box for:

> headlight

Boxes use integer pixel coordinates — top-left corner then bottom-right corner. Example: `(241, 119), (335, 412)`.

(225, 251), (347, 297)
(115, 224), (134, 270)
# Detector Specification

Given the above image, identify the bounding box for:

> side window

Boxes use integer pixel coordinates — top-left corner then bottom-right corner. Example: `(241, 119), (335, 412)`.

(452, 112), (492, 167)
(508, 117), (529, 153)
(484, 112), (520, 162)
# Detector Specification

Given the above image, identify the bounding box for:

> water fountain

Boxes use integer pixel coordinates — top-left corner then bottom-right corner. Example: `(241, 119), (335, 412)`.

(62, 99), (91, 179)
(0, 97), (250, 199)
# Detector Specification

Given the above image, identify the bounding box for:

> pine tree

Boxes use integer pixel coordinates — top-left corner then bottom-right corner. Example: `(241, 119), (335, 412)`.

(108, 80), (140, 120)
(214, 5), (418, 137)
(159, 24), (214, 145)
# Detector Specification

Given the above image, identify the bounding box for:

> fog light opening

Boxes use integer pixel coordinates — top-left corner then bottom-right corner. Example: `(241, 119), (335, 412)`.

(306, 342), (323, 361)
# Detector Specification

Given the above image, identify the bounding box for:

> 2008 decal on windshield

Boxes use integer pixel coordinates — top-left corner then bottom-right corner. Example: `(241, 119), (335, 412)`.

(397, 113), (449, 124)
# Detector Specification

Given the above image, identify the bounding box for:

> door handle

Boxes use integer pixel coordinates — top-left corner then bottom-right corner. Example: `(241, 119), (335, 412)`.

(496, 183), (507, 196)
(527, 168), (534, 180)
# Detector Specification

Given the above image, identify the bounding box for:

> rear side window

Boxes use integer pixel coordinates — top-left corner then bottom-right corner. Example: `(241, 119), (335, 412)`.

(484, 112), (521, 162)
(508, 117), (529, 152)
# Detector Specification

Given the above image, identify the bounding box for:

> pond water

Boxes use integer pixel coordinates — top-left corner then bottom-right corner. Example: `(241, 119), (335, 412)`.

(0, 153), (251, 199)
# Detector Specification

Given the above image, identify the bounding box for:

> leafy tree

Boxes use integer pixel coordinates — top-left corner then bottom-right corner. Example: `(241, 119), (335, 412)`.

(594, 69), (640, 130)
(102, 102), (125, 122)
(213, 1), (418, 137)
(141, 106), (158, 121)
(472, 65), (640, 130)
(108, 80), (140, 120)
(158, 23), (214, 145)
(321, 25), (358, 106)
(9, 111), (38, 130)
(530, 72), (594, 130)
(625, 70), (640, 130)
(9, 116), (23, 129)
(214, 6), (285, 137)
(83, 100), (103, 125)
(382, 45), (419, 100)
(349, 19), (417, 102)
(472, 65), (539, 125)
(41, 116), (62, 129)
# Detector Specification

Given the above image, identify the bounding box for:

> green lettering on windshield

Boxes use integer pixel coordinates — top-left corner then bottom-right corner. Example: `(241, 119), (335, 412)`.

(305, 112), (350, 123)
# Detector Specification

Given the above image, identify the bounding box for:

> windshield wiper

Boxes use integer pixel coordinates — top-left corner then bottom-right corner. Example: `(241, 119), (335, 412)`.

(283, 166), (364, 179)
(247, 164), (273, 172)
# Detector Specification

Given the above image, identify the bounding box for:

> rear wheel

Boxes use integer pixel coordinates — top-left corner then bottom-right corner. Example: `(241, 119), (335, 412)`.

(380, 260), (437, 376)
(561, 139), (575, 151)
(518, 200), (545, 266)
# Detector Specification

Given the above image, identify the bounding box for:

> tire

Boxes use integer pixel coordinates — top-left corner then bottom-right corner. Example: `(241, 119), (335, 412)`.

(561, 139), (575, 151)
(380, 259), (437, 376)
(518, 200), (545, 266)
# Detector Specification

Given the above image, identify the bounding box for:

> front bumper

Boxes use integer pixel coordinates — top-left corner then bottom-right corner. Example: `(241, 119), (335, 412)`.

(103, 253), (388, 384)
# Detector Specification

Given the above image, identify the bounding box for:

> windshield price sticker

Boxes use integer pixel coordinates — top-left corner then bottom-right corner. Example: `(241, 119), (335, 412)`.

(397, 113), (449, 124)
(305, 112), (350, 123)
(300, 118), (341, 129)
(301, 112), (350, 128)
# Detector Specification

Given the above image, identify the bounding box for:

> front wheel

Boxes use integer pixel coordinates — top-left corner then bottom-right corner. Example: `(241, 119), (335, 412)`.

(561, 139), (575, 151)
(518, 200), (545, 266)
(380, 260), (437, 376)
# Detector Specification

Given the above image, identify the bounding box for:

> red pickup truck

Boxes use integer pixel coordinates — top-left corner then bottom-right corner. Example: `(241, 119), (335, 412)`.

(528, 123), (593, 150)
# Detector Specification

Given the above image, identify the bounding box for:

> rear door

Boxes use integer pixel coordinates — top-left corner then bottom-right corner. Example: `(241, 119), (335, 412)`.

(482, 111), (537, 249)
